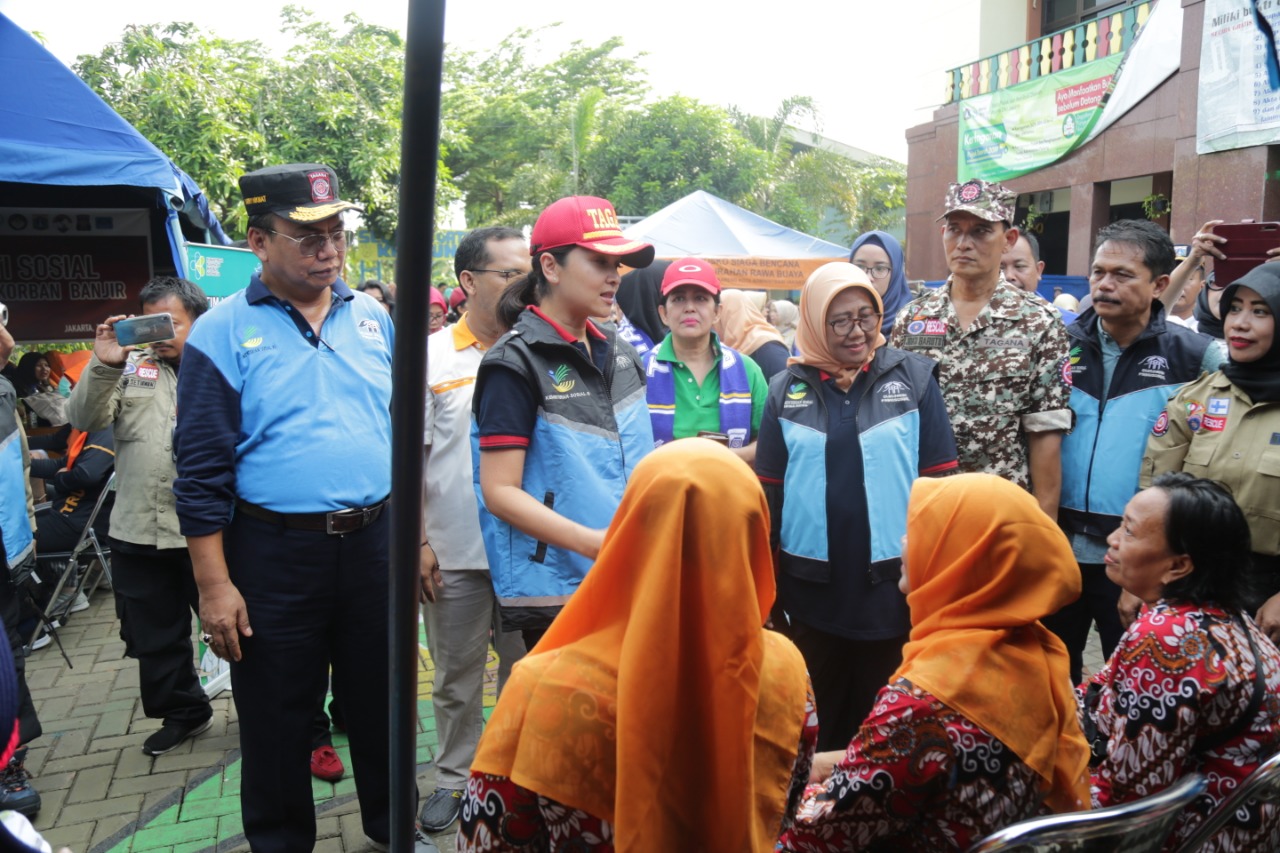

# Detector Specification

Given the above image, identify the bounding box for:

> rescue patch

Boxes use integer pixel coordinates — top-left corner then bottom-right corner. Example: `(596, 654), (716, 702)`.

(1202, 414), (1227, 432)
(137, 364), (159, 381)
(1152, 411), (1169, 437)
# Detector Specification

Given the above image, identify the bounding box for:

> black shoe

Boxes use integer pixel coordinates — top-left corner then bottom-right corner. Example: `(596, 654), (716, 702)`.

(142, 718), (212, 756)
(0, 752), (40, 817)
(418, 787), (464, 832)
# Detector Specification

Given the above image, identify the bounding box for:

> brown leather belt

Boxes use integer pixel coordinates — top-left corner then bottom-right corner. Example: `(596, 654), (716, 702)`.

(235, 498), (388, 535)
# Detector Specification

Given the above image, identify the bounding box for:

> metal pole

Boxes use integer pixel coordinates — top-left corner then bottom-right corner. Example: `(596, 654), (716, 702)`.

(390, 0), (446, 849)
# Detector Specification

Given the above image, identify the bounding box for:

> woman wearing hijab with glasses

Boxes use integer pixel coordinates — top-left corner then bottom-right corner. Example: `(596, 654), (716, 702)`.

(779, 474), (1091, 851)
(756, 262), (957, 752)
(849, 230), (914, 337)
(1141, 263), (1280, 642)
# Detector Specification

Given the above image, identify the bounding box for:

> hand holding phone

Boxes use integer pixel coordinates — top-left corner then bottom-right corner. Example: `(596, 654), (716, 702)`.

(1213, 222), (1280, 287)
(113, 313), (176, 348)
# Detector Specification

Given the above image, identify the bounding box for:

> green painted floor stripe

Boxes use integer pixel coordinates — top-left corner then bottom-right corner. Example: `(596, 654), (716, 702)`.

(97, 625), (501, 852)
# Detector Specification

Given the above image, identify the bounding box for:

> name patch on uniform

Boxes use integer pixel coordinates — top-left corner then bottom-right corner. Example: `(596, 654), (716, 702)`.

(1207, 397), (1230, 416)
(979, 336), (1030, 349)
(902, 317), (947, 349)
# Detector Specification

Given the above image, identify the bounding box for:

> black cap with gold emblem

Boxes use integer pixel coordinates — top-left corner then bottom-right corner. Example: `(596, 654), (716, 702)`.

(239, 163), (362, 223)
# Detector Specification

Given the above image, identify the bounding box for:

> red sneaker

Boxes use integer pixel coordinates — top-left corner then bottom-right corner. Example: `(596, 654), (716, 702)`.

(310, 745), (345, 782)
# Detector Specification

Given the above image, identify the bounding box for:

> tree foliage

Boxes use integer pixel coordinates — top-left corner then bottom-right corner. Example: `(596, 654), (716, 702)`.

(75, 7), (455, 240)
(582, 96), (766, 215)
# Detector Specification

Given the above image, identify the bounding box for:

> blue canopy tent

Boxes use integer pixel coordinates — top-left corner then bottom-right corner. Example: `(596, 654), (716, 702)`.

(0, 12), (229, 340)
(623, 190), (848, 291)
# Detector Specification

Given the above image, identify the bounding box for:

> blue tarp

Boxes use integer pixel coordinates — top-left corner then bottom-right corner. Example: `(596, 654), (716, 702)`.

(0, 12), (230, 269)
(624, 190), (849, 258)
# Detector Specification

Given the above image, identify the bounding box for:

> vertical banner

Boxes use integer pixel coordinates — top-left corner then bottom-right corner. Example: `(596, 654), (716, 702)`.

(0, 208), (152, 341)
(1197, 0), (1280, 153)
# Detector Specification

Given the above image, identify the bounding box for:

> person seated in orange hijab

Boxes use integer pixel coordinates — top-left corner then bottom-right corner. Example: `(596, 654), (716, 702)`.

(456, 439), (817, 851)
(779, 474), (1091, 852)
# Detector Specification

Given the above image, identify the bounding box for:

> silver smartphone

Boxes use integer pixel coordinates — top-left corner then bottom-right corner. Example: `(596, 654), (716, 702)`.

(114, 313), (175, 347)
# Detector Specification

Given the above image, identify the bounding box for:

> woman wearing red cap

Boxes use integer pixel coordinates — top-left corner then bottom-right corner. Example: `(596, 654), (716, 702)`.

(428, 287), (448, 335)
(471, 196), (656, 650)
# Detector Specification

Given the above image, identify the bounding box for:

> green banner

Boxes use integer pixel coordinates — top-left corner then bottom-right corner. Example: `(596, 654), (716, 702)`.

(184, 242), (260, 303)
(958, 53), (1124, 183)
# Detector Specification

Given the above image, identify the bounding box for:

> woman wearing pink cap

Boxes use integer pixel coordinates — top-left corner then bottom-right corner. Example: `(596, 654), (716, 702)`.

(644, 257), (769, 464)
(471, 195), (656, 649)
(428, 287), (448, 334)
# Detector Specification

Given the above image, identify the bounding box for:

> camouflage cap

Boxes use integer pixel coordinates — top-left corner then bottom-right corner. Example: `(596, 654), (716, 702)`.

(937, 179), (1017, 224)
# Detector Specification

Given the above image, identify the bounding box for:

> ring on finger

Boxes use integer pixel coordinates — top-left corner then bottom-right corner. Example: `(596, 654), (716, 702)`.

(200, 632), (213, 644)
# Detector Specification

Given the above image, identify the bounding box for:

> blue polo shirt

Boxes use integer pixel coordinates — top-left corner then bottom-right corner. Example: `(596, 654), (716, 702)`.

(174, 274), (394, 535)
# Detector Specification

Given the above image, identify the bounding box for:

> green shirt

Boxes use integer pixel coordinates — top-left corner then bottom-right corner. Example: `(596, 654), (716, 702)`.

(651, 333), (768, 440)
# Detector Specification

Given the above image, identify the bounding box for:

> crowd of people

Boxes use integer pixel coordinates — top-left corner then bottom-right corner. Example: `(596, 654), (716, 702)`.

(1, 165), (1279, 853)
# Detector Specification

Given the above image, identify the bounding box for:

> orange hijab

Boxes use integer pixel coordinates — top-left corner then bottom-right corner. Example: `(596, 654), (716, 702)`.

(791, 262), (886, 391)
(896, 474), (1091, 814)
(716, 289), (787, 357)
(472, 439), (810, 851)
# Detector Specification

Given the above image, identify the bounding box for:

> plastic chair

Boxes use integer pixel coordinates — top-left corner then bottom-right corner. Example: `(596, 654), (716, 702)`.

(967, 773), (1206, 853)
(1174, 752), (1280, 852)
(27, 472), (115, 653)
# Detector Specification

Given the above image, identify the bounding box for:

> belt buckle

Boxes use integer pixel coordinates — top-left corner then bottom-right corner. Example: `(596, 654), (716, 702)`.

(324, 505), (372, 535)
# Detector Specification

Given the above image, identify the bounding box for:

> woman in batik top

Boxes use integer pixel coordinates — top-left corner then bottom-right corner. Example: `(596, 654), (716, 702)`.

(1080, 472), (1280, 851)
(457, 439), (816, 852)
(779, 474), (1091, 852)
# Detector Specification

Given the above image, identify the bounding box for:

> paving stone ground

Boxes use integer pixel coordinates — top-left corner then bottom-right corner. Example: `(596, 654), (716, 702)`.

(23, 586), (486, 853)
(24, 582), (1109, 853)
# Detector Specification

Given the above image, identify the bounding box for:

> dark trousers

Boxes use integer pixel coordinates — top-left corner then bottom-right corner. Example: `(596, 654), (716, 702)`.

(225, 510), (392, 852)
(111, 541), (211, 726)
(790, 622), (907, 753)
(1043, 562), (1124, 685)
(0, 570), (40, 746)
(33, 506), (81, 555)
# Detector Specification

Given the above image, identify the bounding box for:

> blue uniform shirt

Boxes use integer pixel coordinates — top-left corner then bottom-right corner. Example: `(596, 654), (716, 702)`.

(174, 274), (393, 536)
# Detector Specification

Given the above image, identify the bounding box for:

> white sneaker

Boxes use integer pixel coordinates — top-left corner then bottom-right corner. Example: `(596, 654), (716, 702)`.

(53, 591), (89, 615)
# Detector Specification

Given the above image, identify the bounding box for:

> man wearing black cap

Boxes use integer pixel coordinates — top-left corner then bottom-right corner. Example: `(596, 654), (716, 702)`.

(173, 164), (435, 851)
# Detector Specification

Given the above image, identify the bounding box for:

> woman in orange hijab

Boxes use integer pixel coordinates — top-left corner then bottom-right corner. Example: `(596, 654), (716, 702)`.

(457, 439), (816, 852)
(756, 262), (957, 753)
(779, 474), (1091, 852)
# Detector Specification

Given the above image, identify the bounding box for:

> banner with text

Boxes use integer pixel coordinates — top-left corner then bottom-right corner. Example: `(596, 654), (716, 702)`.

(185, 243), (259, 305)
(958, 53), (1124, 182)
(0, 208), (152, 342)
(1197, 0), (1280, 153)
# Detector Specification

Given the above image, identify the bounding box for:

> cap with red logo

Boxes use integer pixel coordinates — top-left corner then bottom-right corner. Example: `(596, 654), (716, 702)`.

(660, 257), (721, 297)
(239, 163), (363, 223)
(530, 196), (655, 268)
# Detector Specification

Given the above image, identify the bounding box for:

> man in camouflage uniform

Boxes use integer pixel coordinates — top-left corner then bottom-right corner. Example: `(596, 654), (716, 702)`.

(890, 179), (1071, 517)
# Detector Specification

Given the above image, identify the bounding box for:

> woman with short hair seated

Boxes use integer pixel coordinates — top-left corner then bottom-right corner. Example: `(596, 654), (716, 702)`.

(457, 439), (816, 851)
(1079, 473), (1280, 851)
(779, 474), (1091, 852)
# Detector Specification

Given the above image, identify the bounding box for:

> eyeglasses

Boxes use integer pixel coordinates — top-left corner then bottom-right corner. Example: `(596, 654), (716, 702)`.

(852, 263), (892, 280)
(468, 269), (525, 282)
(266, 229), (352, 257)
(828, 312), (882, 336)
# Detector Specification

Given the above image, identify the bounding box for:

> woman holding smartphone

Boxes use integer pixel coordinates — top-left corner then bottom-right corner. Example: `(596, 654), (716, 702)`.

(472, 196), (655, 649)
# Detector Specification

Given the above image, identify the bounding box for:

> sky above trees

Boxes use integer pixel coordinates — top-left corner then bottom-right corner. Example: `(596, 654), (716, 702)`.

(0, 0), (969, 163)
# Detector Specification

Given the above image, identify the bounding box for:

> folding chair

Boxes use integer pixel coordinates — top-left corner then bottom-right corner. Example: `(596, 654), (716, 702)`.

(1174, 752), (1280, 852)
(27, 472), (115, 653)
(967, 773), (1206, 853)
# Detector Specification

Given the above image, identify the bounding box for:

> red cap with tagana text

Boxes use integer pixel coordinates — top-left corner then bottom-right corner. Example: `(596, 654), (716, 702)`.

(530, 196), (655, 268)
(660, 257), (721, 297)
